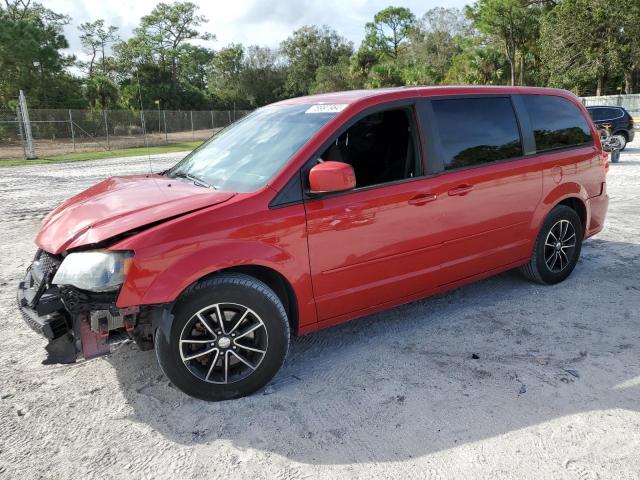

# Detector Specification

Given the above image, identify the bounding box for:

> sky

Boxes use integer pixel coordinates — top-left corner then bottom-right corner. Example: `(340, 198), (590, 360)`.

(46, 0), (470, 61)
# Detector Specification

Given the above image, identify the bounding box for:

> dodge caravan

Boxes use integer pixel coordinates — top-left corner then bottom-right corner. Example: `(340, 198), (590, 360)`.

(17, 86), (609, 400)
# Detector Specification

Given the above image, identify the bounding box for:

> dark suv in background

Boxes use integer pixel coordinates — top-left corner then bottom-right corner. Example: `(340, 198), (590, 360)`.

(586, 105), (635, 150)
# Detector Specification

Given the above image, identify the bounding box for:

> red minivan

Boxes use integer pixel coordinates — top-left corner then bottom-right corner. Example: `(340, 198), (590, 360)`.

(18, 86), (609, 400)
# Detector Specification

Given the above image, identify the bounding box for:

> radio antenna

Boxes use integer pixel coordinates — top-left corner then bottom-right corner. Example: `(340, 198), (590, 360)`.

(135, 69), (152, 174)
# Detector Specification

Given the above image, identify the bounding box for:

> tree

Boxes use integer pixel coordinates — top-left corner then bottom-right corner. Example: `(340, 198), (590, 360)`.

(135, 2), (213, 84)
(280, 25), (353, 96)
(466, 0), (540, 86)
(0, 1), (83, 108)
(78, 20), (119, 76)
(311, 58), (354, 93)
(540, 0), (632, 95)
(407, 7), (469, 84)
(113, 1), (215, 109)
(362, 7), (416, 60)
(78, 20), (119, 108)
(208, 44), (286, 108)
(445, 38), (509, 85)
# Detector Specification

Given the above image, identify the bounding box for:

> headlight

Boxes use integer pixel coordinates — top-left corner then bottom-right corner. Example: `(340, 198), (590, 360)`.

(52, 250), (133, 292)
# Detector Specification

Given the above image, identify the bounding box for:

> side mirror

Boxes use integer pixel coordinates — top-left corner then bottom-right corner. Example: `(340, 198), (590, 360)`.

(309, 161), (356, 195)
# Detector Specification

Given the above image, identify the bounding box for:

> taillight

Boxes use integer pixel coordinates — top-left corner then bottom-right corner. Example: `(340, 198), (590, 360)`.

(630, 116), (635, 127)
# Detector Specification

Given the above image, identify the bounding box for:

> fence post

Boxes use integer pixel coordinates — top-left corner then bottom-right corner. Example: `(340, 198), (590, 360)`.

(228, 110), (231, 125)
(211, 110), (214, 132)
(190, 110), (195, 140)
(103, 110), (110, 149)
(140, 109), (148, 148)
(18, 90), (36, 159)
(68, 109), (76, 152)
(163, 110), (168, 144)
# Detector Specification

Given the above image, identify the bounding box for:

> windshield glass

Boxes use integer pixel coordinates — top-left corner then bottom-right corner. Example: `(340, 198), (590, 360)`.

(168, 104), (339, 192)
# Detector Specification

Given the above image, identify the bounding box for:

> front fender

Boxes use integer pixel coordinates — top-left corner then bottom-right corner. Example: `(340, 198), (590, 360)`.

(117, 240), (294, 307)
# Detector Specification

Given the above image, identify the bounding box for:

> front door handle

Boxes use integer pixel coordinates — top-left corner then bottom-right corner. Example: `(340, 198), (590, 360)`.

(408, 193), (437, 206)
(448, 184), (473, 196)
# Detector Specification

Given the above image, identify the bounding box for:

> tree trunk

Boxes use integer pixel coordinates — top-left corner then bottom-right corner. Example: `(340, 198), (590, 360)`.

(509, 58), (516, 86)
(519, 54), (525, 86)
(596, 76), (604, 96)
(624, 70), (633, 94)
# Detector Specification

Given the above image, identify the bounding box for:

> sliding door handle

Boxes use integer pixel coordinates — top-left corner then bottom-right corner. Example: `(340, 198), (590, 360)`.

(408, 193), (437, 206)
(448, 184), (473, 196)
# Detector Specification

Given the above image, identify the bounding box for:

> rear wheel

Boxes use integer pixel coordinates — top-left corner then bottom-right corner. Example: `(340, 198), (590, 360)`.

(521, 205), (583, 285)
(613, 132), (627, 151)
(155, 273), (290, 401)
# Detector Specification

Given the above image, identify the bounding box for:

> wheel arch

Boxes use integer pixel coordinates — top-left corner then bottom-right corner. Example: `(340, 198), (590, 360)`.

(556, 197), (587, 237)
(536, 182), (590, 238)
(613, 129), (629, 141)
(169, 264), (300, 336)
(215, 265), (300, 336)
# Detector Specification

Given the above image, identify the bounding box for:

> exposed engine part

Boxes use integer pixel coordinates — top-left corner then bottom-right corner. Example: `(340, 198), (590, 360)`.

(90, 309), (125, 333)
(89, 307), (140, 334)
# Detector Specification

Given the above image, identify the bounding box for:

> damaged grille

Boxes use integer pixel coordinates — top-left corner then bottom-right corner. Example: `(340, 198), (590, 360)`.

(33, 250), (61, 283)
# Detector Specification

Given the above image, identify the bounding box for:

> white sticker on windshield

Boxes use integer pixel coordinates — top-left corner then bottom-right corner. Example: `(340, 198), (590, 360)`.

(305, 104), (348, 114)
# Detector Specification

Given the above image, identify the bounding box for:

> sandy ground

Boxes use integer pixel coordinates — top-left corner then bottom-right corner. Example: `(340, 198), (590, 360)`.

(0, 145), (639, 480)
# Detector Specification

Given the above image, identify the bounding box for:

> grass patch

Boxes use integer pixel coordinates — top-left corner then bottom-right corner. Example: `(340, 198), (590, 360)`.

(0, 141), (202, 167)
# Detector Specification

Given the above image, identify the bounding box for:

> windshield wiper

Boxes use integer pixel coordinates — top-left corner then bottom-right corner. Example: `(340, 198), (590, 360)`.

(171, 172), (216, 189)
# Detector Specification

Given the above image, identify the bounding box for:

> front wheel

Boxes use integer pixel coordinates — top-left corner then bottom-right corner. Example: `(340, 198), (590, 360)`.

(520, 205), (583, 285)
(155, 273), (290, 401)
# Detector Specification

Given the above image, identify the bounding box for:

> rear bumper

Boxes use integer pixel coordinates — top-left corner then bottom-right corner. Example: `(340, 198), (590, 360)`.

(628, 128), (635, 142)
(586, 188), (609, 238)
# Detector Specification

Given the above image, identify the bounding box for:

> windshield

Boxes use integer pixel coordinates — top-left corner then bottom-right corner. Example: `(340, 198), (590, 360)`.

(168, 104), (339, 192)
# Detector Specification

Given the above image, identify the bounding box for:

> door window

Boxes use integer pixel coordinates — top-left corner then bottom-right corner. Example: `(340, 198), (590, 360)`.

(588, 108), (604, 121)
(523, 95), (592, 152)
(431, 97), (523, 170)
(318, 108), (418, 189)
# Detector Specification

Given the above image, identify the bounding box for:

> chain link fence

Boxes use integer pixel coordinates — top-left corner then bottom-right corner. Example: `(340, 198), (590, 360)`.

(0, 107), (250, 160)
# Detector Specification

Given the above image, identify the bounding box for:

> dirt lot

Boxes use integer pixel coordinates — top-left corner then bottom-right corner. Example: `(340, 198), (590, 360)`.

(0, 145), (639, 479)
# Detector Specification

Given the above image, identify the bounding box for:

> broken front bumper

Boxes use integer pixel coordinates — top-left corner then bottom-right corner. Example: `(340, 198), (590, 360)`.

(16, 250), (146, 363)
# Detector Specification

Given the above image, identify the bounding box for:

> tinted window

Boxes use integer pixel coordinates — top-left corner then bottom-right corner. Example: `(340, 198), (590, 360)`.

(524, 95), (592, 152)
(602, 107), (623, 120)
(432, 97), (522, 170)
(588, 108), (604, 121)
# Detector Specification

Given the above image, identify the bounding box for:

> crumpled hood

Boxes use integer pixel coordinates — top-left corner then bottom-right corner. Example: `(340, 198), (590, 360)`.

(36, 174), (235, 254)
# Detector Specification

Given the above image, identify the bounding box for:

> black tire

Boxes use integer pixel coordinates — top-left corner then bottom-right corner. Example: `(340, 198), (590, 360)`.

(155, 273), (290, 401)
(520, 205), (583, 285)
(613, 131), (628, 151)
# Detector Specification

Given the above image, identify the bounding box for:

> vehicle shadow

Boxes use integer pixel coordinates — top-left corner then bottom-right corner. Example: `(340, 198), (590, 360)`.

(106, 238), (640, 465)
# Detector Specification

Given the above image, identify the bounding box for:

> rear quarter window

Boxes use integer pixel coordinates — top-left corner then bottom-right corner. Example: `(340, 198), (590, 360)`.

(432, 97), (523, 170)
(523, 95), (593, 152)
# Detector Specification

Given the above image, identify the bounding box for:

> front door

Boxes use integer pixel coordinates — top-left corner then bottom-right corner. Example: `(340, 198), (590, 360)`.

(304, 105), (442, 321)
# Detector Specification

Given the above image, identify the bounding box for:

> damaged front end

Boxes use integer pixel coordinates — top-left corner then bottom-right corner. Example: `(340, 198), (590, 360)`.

(17, 249), (157, 364)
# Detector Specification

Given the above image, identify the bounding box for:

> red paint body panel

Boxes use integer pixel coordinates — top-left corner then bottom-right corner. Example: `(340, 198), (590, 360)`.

(34, 86), (609, 336)
(309, 161), (356, 193)
(36, 175), (234, 254)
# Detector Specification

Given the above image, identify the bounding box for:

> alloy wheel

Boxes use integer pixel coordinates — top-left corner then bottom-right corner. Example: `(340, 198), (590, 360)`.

(612, 134), (626, 150)
(544, 219), (577, 273)
(179, 303), (268, 384)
